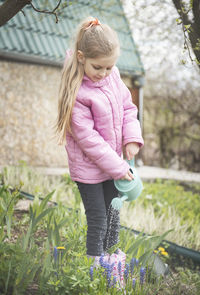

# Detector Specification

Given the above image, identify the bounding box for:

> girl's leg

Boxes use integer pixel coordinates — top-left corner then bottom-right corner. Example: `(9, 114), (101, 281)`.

(76, 182), (107, 256)
(102, 180), (120, 251)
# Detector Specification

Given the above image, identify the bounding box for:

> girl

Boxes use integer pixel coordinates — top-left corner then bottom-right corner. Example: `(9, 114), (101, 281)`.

(56, 17), (144, 260)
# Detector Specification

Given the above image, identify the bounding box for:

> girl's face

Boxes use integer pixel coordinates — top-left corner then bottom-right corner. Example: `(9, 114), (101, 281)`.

(78, 48), (119, 82)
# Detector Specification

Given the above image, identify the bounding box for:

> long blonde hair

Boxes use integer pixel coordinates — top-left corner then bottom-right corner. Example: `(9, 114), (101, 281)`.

(56, 16), (119, 144)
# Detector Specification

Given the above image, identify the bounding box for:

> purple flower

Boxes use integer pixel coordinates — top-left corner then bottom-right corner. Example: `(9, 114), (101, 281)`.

(124, 268), (128, 280)
(118, 261), (122, 275)
(132, 278), (136, 288)
(99, 254), (108, 268)
(130, 258), (135, 275)
(106, 268), (112, 288)
(140, 267), (146, 285)
(53, 246), (58, 264)
(124, 263), (129, 280)
(136, 258), (139, 267)
(99, 254), (104, 267)
(90, 266), (94, 281)
(105, 263), (111, 274)
(113, 276), (117, 286)
(110, 262), (115, 273)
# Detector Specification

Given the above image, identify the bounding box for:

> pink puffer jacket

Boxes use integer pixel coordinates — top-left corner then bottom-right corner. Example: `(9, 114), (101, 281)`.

(65, 66), (144, 184)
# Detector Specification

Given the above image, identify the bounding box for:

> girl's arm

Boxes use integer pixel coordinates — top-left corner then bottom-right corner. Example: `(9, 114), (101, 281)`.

(71, 100), (130, 180)
(125, 142), (140, 160)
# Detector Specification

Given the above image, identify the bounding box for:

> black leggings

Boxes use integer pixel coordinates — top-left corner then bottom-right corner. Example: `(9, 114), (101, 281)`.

(76, 180), (120, 256)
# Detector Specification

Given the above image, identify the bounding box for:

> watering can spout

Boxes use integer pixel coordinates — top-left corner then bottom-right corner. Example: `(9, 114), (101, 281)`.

(111, 195), (128, 210)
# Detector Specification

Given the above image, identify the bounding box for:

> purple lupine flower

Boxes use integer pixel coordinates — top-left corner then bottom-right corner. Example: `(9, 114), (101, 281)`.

(118, 261), (122, 275)
(53, 246), (58, 264)
(140, 267), (146, 285)
(136, 258), (139, 267)
(90, 266), (94, 281)
(130, 258), (135, 275)
(132, 278), (136, 288)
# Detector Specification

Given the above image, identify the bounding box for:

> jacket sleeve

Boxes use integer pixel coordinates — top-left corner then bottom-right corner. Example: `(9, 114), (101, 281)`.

(114, 67), (144, 147)
(71, 99), (130, 179)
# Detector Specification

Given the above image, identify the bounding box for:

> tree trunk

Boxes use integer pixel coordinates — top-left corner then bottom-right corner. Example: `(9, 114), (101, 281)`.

(172, 0), (200, 68)
(0, 0), (31, 27)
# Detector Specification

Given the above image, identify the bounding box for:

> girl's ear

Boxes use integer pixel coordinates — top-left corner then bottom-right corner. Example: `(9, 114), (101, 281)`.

(77, 50), (85, 64)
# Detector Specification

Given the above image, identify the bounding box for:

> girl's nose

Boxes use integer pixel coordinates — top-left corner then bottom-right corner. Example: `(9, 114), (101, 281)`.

(99, 70), (106, 77)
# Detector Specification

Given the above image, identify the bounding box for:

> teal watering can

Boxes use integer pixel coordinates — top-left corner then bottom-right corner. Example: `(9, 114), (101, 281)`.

(111, 159), (143, 210)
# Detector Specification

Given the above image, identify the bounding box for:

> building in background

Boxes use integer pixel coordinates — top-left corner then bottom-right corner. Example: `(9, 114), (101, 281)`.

(0, 0), (144, 168)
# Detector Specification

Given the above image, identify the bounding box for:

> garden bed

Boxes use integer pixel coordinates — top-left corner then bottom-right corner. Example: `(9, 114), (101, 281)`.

(0, 165), (200, 294)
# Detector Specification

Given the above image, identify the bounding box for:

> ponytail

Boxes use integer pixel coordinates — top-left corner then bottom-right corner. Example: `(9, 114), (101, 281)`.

(56, 16), (119, 144)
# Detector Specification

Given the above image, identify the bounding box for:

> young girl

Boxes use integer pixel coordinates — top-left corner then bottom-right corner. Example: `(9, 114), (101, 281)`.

(56, 17), (144, 260)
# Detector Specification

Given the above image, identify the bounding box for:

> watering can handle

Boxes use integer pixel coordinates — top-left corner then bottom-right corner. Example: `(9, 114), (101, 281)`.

(126, 158), (135, 168)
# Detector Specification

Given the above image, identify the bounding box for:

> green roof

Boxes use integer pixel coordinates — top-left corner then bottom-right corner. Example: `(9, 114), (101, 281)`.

(0, 0), (144, 78)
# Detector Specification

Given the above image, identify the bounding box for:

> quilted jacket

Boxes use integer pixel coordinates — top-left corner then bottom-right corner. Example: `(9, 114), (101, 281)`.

(65, 66), (144, 183)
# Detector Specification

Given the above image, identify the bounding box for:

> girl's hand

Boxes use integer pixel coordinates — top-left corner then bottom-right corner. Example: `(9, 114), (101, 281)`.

(121, 169), (134, 181)
(125, 142), (140, 160)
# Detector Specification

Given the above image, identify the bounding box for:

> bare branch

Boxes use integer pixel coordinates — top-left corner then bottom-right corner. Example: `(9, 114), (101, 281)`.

(182, 22), (195, 62)
(30, 0), (62, 23)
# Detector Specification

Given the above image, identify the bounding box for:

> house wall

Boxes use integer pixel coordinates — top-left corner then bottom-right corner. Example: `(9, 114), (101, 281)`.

(0, 61), (140, 168)
(0, 60), (67, 167)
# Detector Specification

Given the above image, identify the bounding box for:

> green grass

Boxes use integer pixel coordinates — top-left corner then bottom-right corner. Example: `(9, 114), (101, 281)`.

(121, 179), (200, 250)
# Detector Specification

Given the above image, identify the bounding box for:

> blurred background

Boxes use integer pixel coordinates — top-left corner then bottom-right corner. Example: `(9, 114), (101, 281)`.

(123, 0), (200, 172)
(0, 0), (199, 172)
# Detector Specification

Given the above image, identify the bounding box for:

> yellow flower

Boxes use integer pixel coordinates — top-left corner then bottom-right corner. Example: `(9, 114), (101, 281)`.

(57, 246), (65, 250)
(161, 251), (168, 256)
(158, 247), (165, 252)
(154, 250), (158, 254)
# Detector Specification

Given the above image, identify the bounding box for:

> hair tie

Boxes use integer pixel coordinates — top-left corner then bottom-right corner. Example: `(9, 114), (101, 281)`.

(85, 18), (101, 30)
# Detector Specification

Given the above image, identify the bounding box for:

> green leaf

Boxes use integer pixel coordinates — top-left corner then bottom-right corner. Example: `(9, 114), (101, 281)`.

(22, 221), (33, 250)
(139, 249), (154, 266)
(184, 24), (191, 29)
(32, 207), (55, 229)
(5, 215), (11, 239)
(40, 191), (55, 211)
(126, 233), (146, 256)
(57, 216), (70, 229)
(53, 217), (60, 246)
(5, 260), (12, 293)
(146, 229), (173, 250)
(0, 226), (5, 243)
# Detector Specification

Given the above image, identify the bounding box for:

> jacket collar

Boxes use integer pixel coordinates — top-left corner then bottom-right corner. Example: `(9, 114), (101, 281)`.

(83, 74), (110, 88)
